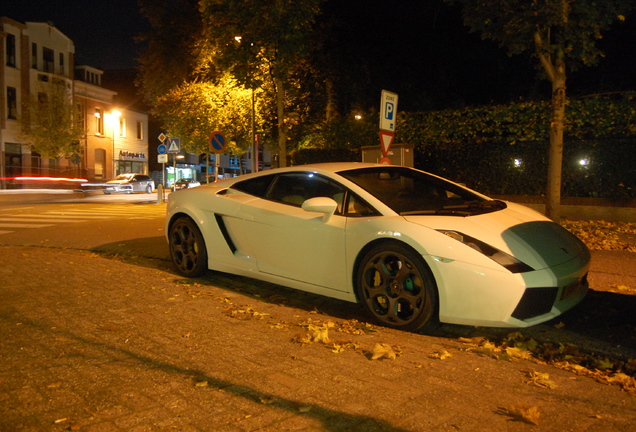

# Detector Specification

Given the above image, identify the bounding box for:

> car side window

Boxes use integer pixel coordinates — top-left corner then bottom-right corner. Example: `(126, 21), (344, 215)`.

(343, 193), (378, 217)
(232, 174), (276, 197)
(266, 173), (346, 213)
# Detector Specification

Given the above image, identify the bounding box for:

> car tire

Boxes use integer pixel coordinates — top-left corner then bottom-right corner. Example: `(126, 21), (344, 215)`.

(169, 216), (208, 278)
(356, 242), (438, 332)
(146, 185), (153, 194)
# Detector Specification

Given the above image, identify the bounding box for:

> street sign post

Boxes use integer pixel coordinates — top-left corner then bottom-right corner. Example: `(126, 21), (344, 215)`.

(209, 131), (227, 181)
(208, 131), (227, 153)
(380, 90), (398, 133)
(379, 90), (398, 163)
(167, 138), (180, 153)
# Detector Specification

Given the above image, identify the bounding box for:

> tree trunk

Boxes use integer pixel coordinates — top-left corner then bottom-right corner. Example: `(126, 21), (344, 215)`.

(546, 70), (566, 222)
(276, 77), (287, 167)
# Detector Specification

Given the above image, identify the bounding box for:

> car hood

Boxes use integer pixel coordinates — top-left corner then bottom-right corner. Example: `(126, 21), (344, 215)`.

(403, 201), (590, 270)
(106, 179), (130, 184)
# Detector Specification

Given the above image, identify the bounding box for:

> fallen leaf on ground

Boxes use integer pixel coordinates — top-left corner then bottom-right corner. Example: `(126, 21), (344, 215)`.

(524, 370), (557, 389)
(370, 343), (398, 360)
(497, 405), (540, 425)
(429, 349), (452, 360)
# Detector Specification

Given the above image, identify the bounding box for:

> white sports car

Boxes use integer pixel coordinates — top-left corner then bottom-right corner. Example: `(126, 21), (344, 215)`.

(166, 163), (590, 331)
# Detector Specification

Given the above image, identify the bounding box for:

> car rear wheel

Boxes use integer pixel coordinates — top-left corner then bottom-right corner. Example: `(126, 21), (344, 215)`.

(356, 242), (438, 331)
(169, 216), (208, 277)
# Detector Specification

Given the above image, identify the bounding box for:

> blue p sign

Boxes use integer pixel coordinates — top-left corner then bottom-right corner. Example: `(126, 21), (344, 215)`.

(385, 102), (394, 120)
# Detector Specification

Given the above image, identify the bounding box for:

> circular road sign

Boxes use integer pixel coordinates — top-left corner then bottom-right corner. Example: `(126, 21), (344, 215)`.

(209, 131), (227, 153)
(157, 144), (167, 155)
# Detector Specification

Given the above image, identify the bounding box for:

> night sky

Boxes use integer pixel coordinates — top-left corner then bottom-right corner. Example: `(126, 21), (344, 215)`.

(1, 0), (148, 70)
(2, 0), (634, 111)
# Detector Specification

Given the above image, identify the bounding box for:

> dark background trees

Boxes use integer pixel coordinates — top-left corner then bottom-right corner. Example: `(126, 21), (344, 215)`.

(132, 0), (636, 208)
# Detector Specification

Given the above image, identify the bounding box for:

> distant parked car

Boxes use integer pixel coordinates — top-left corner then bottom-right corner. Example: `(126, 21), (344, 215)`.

(173, 179), (201, 191)
(104, 174), (154, 194)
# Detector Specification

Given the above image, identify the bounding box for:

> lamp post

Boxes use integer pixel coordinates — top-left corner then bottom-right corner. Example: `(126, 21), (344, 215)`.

(109, 110), (121, 177)
(235, 35), (258, 174)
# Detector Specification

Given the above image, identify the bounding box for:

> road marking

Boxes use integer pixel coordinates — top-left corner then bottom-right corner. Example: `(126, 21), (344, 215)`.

(0, 204), (165, 235)
(0, 223), (53, 228)
(0, 217), (82, 223)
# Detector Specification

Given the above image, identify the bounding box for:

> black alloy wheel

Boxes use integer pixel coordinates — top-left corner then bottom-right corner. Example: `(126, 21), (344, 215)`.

(169, 216), (208, 277)
(356, 242), (438, 331)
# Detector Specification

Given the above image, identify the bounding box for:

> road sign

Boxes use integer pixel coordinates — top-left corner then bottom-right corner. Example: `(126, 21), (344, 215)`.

(380, 90), (398, 132)
(158, 133), (167, 142)
(379, 131), (394, 156)
(158, 154), (168, 163)
(167, 137), (180, 153)
(209, 131), (227, 153)
(157, 144), (167, 155)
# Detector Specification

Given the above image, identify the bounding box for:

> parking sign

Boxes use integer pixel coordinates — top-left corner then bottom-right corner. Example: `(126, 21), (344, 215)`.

(380, 90), (398, 132)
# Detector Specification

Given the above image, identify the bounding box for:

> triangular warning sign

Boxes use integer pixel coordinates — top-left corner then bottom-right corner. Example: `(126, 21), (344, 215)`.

(168, 138), (180, 152)
(379, 131), (394, 156)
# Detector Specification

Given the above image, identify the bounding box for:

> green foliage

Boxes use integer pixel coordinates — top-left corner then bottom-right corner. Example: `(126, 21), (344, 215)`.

(155, 74), (263, 157)
(291, 148), (359, 165)
(399, 93), (636, 148)
(19, 79), (83, 161)
(200, 0), (323, 83)
(450, 0), (635, 71)
(297, 112), (378, 151)
(399, 93), (636, 198)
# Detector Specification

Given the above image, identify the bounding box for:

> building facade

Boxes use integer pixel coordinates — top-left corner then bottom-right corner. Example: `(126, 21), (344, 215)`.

(1, 18), (149, 189)
(75, 65), (149, 181)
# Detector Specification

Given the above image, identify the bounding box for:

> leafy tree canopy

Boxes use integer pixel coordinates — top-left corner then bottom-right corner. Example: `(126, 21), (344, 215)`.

(19, 79), (83, 161)
(155, 74), (263, 157)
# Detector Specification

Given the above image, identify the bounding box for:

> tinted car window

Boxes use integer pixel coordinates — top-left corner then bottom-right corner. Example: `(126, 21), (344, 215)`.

(339, 167), (505, 216)
(266, 173), (345, 208)
(232, 174), (276, 198)
(232, 172), (379, 217)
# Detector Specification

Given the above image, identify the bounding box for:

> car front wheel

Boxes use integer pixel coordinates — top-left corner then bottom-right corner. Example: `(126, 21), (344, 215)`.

(356, 242), (438, 332)
(169, 216), (208, 277)
(146, 185), (153, 193)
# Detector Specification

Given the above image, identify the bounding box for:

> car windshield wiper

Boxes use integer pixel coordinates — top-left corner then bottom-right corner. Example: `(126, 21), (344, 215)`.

(399, 200), (507, 217)
(400, 209), (472, 216)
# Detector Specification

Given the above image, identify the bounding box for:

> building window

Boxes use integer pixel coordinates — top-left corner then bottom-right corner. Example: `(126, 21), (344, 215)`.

(7, 87), (18, 119)
(6, 34), (16, 67)
(31, 43), (38, 69)
(95, 108), (104, 135)
(76, 102), (85, 131)
(31, 152), (42, 176)
(119, 117), (126, 137)
(136, 121), (143, 140)
(43, 47), (54, 73)
(59, 52), (65, 73)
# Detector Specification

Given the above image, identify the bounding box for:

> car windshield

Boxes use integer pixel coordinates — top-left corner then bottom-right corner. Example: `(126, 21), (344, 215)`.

(338, 167), (506, 216)
(114, 174), (133, 181)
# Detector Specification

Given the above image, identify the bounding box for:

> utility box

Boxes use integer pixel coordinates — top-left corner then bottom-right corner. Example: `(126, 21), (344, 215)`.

(361, 143), (414, 167)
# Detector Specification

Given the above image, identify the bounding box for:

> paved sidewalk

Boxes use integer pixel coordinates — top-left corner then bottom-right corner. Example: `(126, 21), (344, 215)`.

(1, 245), (636, 431)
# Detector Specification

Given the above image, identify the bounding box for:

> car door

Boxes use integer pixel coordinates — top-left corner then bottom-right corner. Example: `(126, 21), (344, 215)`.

(234, 172), (349, 292)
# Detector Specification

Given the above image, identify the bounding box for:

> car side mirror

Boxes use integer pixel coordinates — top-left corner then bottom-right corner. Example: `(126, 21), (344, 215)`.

(302, 197), (338, 222)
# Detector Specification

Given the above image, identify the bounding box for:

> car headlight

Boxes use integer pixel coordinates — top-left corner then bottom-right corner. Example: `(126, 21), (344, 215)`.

(437, 230), (534, 273)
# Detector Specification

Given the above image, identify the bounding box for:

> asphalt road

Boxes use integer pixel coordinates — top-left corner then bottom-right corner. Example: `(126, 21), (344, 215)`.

(1, 194), (635, 430)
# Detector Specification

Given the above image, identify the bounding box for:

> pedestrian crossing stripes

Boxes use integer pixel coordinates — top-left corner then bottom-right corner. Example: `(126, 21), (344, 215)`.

(0, 204), (165, 235)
